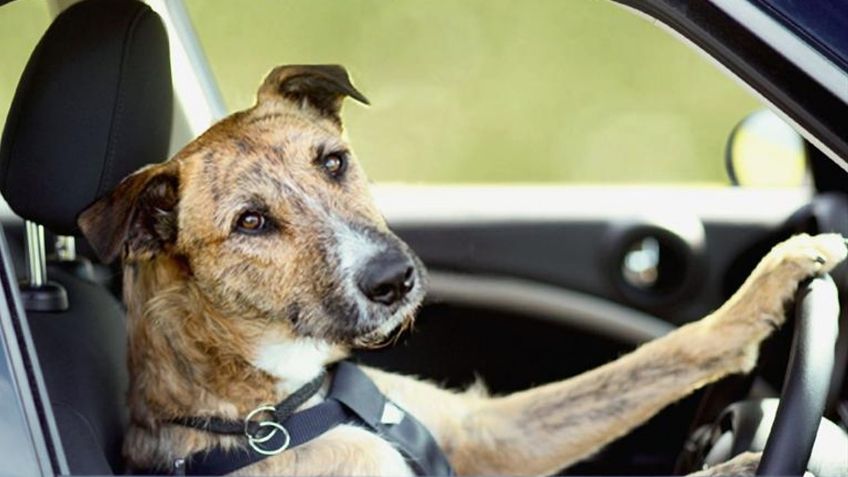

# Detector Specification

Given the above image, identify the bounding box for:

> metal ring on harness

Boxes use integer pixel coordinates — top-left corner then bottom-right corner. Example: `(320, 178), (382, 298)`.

(244, 405), (291, 455)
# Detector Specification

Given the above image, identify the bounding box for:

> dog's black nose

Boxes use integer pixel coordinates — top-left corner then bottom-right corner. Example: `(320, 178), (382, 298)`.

(358, 251), (415, 306)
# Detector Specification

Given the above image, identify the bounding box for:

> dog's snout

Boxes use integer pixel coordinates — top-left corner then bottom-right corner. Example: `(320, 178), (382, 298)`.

(358, 251), (415, 306)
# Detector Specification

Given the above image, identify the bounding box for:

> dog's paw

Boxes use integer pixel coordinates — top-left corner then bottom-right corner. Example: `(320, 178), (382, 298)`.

(686, 452), (817, 477)
(686, 451), (760, 476)
(763, 233), (847, 278)
(706, 234), (846, 372)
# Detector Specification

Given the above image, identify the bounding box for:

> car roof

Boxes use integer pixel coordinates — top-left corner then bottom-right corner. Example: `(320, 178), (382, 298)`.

(754, 0), (848, 71)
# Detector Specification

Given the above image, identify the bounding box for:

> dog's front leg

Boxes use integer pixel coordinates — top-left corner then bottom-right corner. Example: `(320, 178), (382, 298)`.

(444, 234), (846, 476)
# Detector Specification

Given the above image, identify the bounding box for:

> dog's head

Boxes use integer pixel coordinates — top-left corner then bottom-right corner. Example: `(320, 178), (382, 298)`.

(78, 65), (425, 348)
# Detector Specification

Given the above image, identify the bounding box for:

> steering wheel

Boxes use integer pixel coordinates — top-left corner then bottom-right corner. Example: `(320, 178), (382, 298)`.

(679, 274), (841, 476)
(754, 274), (840, 475)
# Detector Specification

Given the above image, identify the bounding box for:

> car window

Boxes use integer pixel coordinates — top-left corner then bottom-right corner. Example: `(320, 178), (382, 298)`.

(184, 0), (773, 185)
(0, 0), (51, 135)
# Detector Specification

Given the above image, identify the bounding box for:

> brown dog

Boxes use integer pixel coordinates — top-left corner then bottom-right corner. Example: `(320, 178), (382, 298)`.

(78, 64), (847, 476)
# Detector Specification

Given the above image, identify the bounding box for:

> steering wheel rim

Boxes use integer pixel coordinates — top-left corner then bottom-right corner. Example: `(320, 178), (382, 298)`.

(756, 274), (840, 476)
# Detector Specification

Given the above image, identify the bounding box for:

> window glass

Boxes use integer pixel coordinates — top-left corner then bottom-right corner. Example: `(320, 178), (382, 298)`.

(185, 0), (762, 184)
(0, 0), (51, 134)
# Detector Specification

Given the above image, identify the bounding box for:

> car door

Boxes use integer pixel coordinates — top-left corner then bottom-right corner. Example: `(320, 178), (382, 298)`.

(358, 186), (820, 475)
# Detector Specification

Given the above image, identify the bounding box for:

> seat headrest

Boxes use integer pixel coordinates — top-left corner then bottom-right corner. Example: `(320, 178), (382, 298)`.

(0, 0), (172, 236)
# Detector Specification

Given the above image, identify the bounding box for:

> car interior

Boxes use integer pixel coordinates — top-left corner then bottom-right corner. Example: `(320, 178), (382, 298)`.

(0, 0), (847, 476)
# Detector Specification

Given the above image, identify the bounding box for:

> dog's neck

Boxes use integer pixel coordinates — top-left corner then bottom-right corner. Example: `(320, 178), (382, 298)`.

(122, 255), (346, 426)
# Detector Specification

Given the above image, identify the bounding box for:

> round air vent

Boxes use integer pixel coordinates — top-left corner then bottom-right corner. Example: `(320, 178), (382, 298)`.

(605, 219), (706, 310)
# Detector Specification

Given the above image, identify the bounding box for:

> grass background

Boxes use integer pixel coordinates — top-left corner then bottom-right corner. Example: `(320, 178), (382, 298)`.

(2, 0), (760, 184)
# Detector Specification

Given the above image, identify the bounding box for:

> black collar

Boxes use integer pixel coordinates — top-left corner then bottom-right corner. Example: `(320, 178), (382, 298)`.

(160, 361), (454, 476)
(167, 370), (327, 438)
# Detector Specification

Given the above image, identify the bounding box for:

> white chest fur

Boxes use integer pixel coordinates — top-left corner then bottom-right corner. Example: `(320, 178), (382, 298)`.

(251, 337), (331, 394)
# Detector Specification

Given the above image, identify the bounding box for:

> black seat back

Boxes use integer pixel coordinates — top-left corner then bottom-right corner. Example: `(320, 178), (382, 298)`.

(0, 0), (172, 473)
(27, 266), (132, 474)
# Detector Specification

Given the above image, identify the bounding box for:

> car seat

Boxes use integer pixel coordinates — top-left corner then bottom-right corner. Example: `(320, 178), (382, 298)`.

(0, 0), (172, 473)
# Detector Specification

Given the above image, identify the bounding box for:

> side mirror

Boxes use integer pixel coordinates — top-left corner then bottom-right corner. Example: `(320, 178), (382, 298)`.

(725, 110), (807, 187)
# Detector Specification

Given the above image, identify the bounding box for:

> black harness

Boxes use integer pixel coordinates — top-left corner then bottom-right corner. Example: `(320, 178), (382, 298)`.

(162, 361), (454, 476)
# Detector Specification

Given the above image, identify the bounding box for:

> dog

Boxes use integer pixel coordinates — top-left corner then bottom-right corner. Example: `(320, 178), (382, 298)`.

(78, 64), (847, 476)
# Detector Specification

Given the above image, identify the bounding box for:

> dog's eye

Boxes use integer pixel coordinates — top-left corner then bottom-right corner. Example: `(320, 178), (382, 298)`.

(235, 211), (269, 234)
(319, 152), (348, 180)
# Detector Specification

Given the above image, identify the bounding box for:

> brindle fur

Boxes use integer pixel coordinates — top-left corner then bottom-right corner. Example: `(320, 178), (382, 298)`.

(78, 64), (848, 476)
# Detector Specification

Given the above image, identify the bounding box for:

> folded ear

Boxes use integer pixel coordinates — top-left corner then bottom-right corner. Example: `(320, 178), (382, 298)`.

(257, 64), (369, 122)
(77, 162), (180, 264)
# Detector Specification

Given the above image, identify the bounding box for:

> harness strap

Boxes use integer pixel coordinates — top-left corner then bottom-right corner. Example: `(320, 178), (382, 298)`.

(330, 362), (454, 476)
(167, 362), (454, 476)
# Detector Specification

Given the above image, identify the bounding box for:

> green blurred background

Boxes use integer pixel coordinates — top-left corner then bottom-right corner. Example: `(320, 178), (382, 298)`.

(1, 0), (760, 184)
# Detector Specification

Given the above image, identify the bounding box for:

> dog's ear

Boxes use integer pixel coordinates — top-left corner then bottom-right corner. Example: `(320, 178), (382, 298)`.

(257, 64), (369, 122)
(77, 162), (180, 264)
